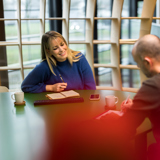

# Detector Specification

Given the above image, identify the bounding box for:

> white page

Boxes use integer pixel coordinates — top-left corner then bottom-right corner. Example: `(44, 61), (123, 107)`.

(61, 90), (80, 98)
(46, 93), (65, 99)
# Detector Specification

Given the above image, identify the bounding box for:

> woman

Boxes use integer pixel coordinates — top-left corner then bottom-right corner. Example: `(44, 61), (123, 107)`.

(21, 31), (96, 93)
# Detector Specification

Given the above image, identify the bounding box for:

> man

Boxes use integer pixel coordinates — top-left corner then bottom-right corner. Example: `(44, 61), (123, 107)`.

(119, 34), (160, 160)
(94, 34), (160, 160)
(53, 34), (160, 160)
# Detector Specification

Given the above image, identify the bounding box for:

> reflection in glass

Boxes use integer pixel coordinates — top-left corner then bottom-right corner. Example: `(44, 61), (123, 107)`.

(5, 21), (18, 42)
(3, 0), (17, 19)
(45, 20), (50, 32)
(21, 0), (40, 18)
(120, 44), (135, 65)
(7, 46), (19, 65)
(22, 45), (41, 65)
(69, 20), (85, 41)
(121, 19), (141, 39)
(24, 69), (33, 79)
(21, 20), (41, 42)
(130, 20), (141, 39)
(121, 69), (141, 88)
(121, 19), (129, 39)
(94, 44), (111, 64)
(137, 1), (143, 17)
(121, 0), (129, 17)
(45, 0), (49, 18)
(69, 44), (86, 55)
(96, 20), (111, 40)
(8, 70), (22, 90)
(97, 0), (112, 17)
(70, 0), (86, 18)
(95, 68), (113, 87)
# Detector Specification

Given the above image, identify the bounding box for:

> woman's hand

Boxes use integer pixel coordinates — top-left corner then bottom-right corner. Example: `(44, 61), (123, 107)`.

(46, 83), (67, 92)
(121, 99), (133, 112)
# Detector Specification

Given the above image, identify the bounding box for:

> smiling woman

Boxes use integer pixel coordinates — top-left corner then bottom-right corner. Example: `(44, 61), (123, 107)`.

(48, 37), (68, 62)
(21, 31), (96, 93)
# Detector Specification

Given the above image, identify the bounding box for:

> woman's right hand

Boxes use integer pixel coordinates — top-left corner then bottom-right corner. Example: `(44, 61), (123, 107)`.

(46, 83), (67, 92)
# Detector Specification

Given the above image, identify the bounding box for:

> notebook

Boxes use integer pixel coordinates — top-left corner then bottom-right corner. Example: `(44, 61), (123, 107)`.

(46, 90), (80, 100)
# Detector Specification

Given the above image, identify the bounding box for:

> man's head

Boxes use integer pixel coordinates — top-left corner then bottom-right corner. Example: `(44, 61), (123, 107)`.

(132, 34), (160, 77)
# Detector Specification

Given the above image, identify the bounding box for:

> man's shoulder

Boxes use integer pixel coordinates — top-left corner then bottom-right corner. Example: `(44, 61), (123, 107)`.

(143, 73), (160, 87)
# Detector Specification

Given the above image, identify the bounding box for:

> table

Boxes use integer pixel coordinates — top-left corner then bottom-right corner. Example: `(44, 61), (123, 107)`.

(0, 90), (151, 160)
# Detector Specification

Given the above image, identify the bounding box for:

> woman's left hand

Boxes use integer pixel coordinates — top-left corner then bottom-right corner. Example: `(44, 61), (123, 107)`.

(46, 83), (67, 92)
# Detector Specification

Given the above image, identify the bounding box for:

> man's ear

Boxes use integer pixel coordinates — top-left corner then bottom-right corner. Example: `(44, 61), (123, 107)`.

(143, 57), (153, 68)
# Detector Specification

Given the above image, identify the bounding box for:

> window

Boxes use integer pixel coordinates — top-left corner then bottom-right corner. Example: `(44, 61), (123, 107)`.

(0, 0), (159, 92)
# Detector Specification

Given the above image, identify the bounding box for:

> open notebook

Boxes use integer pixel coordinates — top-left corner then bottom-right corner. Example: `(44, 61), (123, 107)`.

(46, 90), (80, 100)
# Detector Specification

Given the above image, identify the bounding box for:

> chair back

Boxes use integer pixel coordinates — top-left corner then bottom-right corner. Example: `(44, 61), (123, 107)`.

(0, 86), (9, 92)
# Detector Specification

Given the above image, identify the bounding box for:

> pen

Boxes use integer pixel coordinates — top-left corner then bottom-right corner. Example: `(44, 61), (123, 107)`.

(124, 94), (130, 104)
(59, 74), (64, 83)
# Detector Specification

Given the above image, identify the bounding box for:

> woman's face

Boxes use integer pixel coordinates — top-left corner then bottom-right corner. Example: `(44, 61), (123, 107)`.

(48, 37), (68, 62)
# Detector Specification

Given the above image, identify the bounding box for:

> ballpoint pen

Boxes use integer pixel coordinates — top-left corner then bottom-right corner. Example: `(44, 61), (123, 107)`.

(124, 94), (130, 104)
(59, 74), (64, 83)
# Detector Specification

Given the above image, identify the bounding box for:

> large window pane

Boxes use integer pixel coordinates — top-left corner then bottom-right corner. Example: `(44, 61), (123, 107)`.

(8, 70), (22, 89)
(95, 68), (113, 87)
(3, 0), (17, 19)
(97, 0), (112, 17)
(122, 0), (129, 17)
(4, 21), (18, 42)
(1, 0), (159, 91)
(94, 44), (111, 64)
(69, 44), (86, 55)
(121, 19), (141, 39)
(121, 19), (129, 39)
(96, 20), (111, 40)
(70, 0), (86, 18)
(121, 69), (141, 88)
(45, 0), (49, 18)
(45, 20), (50, 32)
(137, 1), (143, 17)
(21, 0), (40, 18)
(120, 44), (135, 65)
(69, 20), (85, 41)
(6, 46), (19, 65)
(24, 69), (33, 79)
(21, 20), (41, 42)
(22, 45), (41, 66)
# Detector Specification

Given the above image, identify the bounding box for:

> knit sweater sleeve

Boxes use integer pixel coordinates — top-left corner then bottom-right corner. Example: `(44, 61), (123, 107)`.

(79, 54), (96, 90)
(21, 61), (51, 93)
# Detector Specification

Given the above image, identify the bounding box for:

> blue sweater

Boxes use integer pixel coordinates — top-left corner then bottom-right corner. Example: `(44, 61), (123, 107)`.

(21, 53), (96, 93)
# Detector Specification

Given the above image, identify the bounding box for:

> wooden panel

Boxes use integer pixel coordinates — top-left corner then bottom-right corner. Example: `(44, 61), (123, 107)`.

(94, 64), (116, 68)
(93, 40), (116, 44)
(140, 0), (157, 37)
(62, 0), (70, 44)
(94, 17), (118, 20)
(139, 0), (157, 83)
(110, 0), (124, 90)
(17, 0), (24, 80)
(85, 0), (96, 78)
(119, 65), (139, 69)
(96, 86), (118, 90)
(122, 87), (139, 93)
